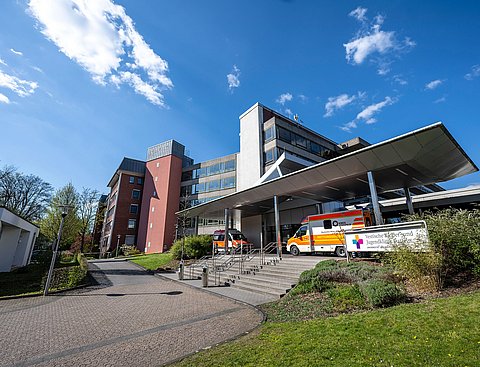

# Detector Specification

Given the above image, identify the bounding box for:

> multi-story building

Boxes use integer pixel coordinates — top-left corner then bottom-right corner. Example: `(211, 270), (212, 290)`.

(101, 102), (445, 254)
(100, 158), (145, 253)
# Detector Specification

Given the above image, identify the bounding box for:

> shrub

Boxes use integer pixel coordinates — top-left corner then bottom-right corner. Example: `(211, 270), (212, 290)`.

(121, 245), (141, 256)
(327, 284), (366, 311)
(43, 253), (88, 290)
(171, 235), (212, 260)
(360, 279), (406, 307)
(387, 208), (480, 289)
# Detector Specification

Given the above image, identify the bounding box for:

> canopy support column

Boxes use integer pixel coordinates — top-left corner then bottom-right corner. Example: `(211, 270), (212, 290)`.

(224, 209), (230, 256)
(274, 195), (282, 259)
(367, 171), (383, 225)
(194, 216), (199, 235)
(404, 187), (414, 215)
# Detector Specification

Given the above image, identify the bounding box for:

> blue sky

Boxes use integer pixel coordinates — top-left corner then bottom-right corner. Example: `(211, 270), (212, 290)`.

(1, 0), (479, 194)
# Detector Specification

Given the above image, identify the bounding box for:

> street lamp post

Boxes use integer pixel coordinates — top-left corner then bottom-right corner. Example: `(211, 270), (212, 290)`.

(115, 234), (121, 257)
(43, 205), (70, 296)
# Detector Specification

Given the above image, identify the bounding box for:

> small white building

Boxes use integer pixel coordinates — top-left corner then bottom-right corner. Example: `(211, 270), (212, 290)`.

(0, 207), (39, 272)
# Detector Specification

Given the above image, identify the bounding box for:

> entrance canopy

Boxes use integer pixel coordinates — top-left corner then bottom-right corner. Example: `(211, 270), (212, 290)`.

(182, 123), (477, 218)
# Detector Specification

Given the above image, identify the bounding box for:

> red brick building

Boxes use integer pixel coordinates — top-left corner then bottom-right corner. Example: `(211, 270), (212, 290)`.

(100, 158), (145, 253)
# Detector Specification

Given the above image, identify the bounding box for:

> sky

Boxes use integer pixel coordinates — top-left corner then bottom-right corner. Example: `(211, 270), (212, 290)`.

(1, 0), (480, 195)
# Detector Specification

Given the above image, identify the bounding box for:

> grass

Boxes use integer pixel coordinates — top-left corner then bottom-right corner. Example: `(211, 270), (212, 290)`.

(0, 264), (46, 297)
(173, 290), (480, 367)
(129, 252), (174, 271)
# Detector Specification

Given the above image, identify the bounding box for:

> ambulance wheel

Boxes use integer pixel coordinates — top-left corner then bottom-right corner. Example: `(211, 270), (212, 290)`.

(335, 246), (346, 257)
(290, 245), (300, 256)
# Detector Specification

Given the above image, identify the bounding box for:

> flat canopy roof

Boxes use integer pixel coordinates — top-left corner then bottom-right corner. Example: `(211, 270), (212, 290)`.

(182, 122), (478, 218)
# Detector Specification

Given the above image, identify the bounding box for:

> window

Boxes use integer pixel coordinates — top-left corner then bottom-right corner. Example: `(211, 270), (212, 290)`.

(125, 235), (135, 245)
(310, 141), (322, 155)
(207, 163), (221, 176)
(297, 226), (307, 237)
(323, 220), (332, 229)
(182, 171), (193, 181)
(277, 127), (292, 143)
(137, 177), (143, 185)
(224, 160), (235, 172)
(295, 134), (307, 148)
(155, 176), (158, 182)
(207, 179), (220, 192)
(222, 176), (235, 189)
(265, 148), (275, 163)
(129, 176), (135, 184)
(132, 189), (141, 200)
(151, 206), (155, 212)
(264, 126), (274, 142)
(156, 162), (160, 168)
(128, 219), (136, 229)
(130, 204), (138, 214)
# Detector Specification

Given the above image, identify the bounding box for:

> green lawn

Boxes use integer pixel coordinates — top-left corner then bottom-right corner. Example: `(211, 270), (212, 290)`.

(174, 290), (480, 367)
(129, 252), (174, 270)
(0, 264), (46, 297)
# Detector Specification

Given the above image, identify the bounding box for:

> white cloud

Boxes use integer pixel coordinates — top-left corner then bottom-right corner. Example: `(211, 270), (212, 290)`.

(465, 65), (480, 80)
(434, 96), (447, 104)
(356, 96), (394, 121)
(298, 94), (308, 103)
(425, 79), (444, 90)
(341, 96), (395, 132)
(28, 0), (172, 106)
(0, 71), (38, 97)
(344, 8), (415, 74)
(324, 93), (357, 117)
(345, 26), (395, 65)
(393, 74), (407, 85)
(0, 58), (7, 66)
(227, 65), (240, 91)
(349, 7), (368, 22)
(31, 66), (44, 73)
(276, 92), (293, 105)
(10, 48), (23, 56)
(119, 71), (165, 106)
(0, 93), (10, 104)
(284, 108), (293, 118)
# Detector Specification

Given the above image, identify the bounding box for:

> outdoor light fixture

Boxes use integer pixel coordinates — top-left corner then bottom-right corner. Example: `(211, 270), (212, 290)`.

(43, 204), (72, 296)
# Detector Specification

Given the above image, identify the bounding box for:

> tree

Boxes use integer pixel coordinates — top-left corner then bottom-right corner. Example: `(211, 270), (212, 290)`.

(39, 183), (81, 250)
(77, 188), (99, 253)
(0, 165), (53, 221)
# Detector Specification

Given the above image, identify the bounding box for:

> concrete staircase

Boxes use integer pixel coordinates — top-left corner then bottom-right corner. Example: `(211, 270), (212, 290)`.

(184, 254), (324, 298)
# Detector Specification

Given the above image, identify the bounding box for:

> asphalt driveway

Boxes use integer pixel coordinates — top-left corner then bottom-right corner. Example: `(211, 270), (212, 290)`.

(0, 260), (263, 367)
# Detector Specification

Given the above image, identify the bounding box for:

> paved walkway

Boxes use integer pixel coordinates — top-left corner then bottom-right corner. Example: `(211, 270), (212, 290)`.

(0, 260), (263, 367)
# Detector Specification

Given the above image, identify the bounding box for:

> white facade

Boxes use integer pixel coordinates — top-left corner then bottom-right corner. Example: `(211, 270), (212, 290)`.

(0, 208), (39, 272)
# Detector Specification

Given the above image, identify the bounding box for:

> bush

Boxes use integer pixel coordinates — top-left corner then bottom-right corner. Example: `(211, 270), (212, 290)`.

(360, 279), (406, 307)
(171, 235), (212, 260)
(44, 253), (88, 290)
(121, 245), (141, 256)
(387, 208), (480, 289)
(291, 260), (404, 310)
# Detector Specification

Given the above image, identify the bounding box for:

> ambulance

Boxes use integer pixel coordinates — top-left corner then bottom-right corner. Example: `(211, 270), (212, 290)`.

(212, 229), (253, 253)
(287, 209), (373, 256)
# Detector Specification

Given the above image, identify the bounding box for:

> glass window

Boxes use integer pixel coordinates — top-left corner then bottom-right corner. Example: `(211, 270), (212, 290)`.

(310, 141), (321, 155)
(265, 148), (275, 163)
(208, 163), (221, 176)
(125, 235), (135, 245)
(277, 127), (291, 143)
(129, 204), (138, 214)
(129, 176), (135, 184)
(182, 171), (193, 181)
(137, 177), (143, 185)
(264, 126), (274, 142)
(128, 219), (136, 229)
(224, 159), (235, 172)
(222, 176), (235, 189)
(295, 134), (307, 148)
(193, 182), (206, 194)
(207, 179), (220, 192)
(297, 226), (307, 237)
(132, 189), (141, 200)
